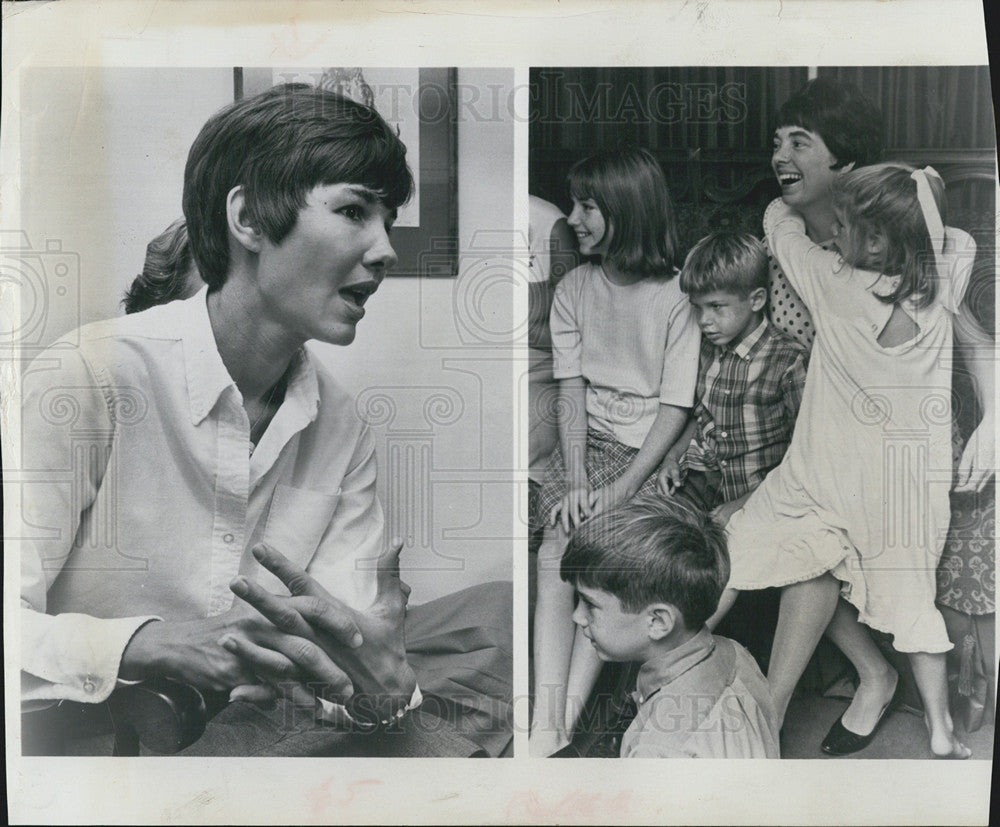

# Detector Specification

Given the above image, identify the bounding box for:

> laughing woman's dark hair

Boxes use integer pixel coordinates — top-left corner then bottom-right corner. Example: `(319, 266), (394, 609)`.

(567, 146), (679, 277)
(774, 77), (885, 170)
(183, 83), (413, 290)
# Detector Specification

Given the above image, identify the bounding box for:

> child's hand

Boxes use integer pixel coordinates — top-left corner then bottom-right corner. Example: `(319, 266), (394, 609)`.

(588, 478), (631, 518)
(954, 421), (996, 493)
(551, 484), (593, 533)
(657, 456), (683, 496)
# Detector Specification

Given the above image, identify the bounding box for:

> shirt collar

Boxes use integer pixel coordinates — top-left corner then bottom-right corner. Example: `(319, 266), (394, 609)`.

(281, 347), (320, 423)
(180, 288), (320, 427)
(709, 317), (769, 363)
(181, 288), (239, 426)
(635, 627), (716, 703)
(730, 317), (770, 361)
(248, 346), (320, 481)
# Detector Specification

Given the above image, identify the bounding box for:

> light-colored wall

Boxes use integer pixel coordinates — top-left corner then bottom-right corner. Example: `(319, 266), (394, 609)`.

(21, 67), (234, 344)
(20, 67), (515, 604)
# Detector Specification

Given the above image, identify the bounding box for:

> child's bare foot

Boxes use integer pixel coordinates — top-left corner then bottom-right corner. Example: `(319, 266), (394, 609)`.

(926, 714), (972, 759)
(529, 725), (570, 757)
(840, 665), (898, 735)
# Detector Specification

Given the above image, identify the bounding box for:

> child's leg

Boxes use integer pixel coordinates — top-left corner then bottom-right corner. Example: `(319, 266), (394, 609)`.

(767, 573), (841, 724)
(909, 651), (971, 758)
(823, 600), (898, 734)
(706, 588), (738, 631)
(530, 524), (574, 755)
(701, 479), (740, 632)
(564, 625), (604, 735)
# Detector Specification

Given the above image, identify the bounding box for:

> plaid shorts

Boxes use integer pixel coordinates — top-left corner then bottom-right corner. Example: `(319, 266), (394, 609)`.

(672, 468), (725, 513)
(532, 429), (658, 530)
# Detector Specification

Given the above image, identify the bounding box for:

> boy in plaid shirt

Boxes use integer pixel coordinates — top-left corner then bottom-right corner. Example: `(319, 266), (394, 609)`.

(659, 231), (808, 526)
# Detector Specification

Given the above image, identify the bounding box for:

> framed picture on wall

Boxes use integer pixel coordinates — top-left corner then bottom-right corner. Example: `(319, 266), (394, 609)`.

(236, 66), (458, 277)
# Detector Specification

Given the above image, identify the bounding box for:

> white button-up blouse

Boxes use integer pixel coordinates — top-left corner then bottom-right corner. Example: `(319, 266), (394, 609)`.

(19, 289), (384, 705)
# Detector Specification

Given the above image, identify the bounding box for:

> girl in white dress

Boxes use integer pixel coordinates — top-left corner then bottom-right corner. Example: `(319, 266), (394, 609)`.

(718, 163), (973, 758)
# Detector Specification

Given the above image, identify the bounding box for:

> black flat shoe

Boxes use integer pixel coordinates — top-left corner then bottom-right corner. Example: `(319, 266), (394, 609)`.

(820, 676), (902, 757)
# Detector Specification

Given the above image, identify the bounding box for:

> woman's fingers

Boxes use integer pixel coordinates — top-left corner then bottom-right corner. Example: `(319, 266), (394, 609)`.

(230, 575), (316, 639)
(229, 682), (279, 709)
(221, 614), (354, 700)
(278, 638), (354, 699)
(251, 543), (325, 598)
(291, 595), (364, 649)
(239, 629), (353, 698)
(219, 633), (302, 684)
(230, 576), (363, 650)
(375, 538), (405, 598)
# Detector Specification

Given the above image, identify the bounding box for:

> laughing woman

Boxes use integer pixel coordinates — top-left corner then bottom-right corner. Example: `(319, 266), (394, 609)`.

(711, 78), (994, 758)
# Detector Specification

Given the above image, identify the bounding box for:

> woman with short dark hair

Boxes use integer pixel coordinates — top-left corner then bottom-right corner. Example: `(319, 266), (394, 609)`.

(21, 83), (510, 757)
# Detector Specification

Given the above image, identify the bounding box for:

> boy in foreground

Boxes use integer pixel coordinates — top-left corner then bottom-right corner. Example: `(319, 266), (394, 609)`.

(560, 494), (779, 758)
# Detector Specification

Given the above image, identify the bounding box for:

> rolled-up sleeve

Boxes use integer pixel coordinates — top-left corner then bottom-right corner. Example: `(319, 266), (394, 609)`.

(19, 348), (158, 705)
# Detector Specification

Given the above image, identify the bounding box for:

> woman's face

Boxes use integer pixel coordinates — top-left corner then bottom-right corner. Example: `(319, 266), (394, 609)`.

(567, 196), (611, 256)
(253, 183), (398, 346)
(771, 126), (844, 216)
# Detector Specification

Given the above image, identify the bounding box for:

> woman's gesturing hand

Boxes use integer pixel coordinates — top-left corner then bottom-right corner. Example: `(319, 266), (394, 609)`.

(228, 541), (418, 721)
(117, 602), (316, 695)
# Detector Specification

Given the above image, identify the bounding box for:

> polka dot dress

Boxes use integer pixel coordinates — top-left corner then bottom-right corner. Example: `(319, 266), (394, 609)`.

(766, 240), (826, 351)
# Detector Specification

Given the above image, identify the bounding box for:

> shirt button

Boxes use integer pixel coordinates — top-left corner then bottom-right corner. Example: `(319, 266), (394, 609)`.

(223, 533), (235, 544)
(83, 677), (97, 694)
(720, 431), (728, 438)
(720, 460), (727, 467)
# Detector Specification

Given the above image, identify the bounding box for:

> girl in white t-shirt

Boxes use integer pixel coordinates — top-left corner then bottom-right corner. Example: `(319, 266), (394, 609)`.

(530, 147), (700, 756)
(720, 163), (974, 759)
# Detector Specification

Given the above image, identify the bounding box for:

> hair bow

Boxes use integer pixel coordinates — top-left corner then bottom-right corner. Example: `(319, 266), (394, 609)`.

(910, 166), (946, 278)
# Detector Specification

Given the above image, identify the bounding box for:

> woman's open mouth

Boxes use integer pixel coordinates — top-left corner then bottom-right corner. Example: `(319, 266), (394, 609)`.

(777, 172), (803, 188)
(340, 283), (377, 310)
